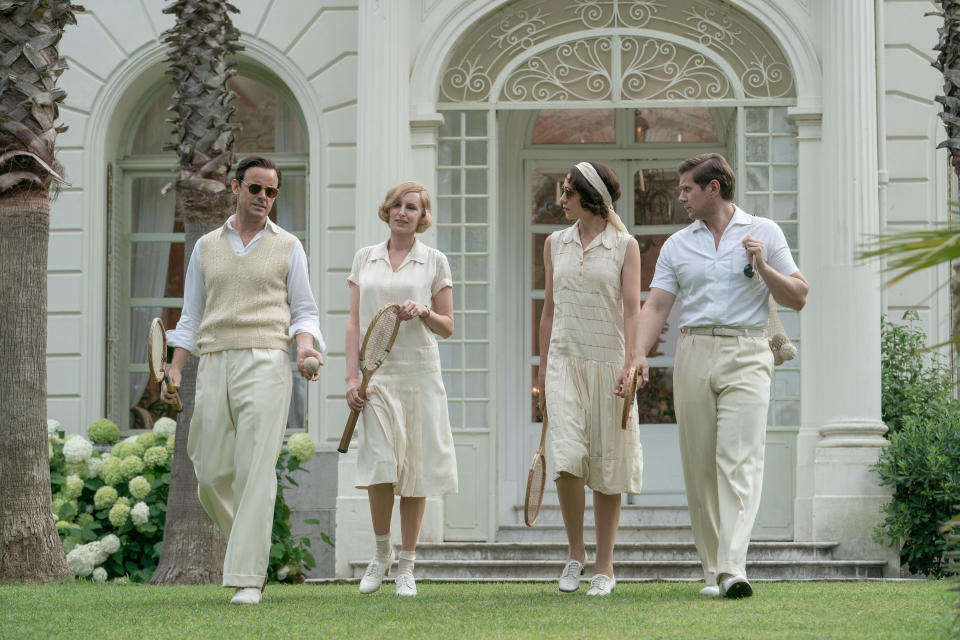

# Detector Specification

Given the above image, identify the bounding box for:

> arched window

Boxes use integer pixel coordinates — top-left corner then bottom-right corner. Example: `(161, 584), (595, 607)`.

(108, 67), (310, 432)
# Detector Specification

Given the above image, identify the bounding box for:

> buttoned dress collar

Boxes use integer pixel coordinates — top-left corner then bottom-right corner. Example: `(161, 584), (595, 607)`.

(368, 238), (429, 271)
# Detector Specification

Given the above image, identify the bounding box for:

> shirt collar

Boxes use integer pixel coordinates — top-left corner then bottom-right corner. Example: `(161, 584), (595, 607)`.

(368, 239), (427, 268)
(561, 219), (618, 249)
(220, 215), (279, 237)
(691, 204), (751, 233)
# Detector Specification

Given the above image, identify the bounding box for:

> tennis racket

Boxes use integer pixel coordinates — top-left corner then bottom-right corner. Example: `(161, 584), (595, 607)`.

(338, 303), (402, 454)
(524, 401), (548, 527)
(147, 317), (182, 412)
(620, 366), (639, 430)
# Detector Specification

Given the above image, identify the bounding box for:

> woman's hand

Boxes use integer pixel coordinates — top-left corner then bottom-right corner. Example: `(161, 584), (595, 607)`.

(396, 299), (429, 322)
(346, 377), (369, 412)
(614, 364), (634, 398)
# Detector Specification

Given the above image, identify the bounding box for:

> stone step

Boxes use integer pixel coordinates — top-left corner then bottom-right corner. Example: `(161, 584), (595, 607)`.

(515, 504), (691, 527)
(497, 524), (695, 544)
(350, 558), (886, 582)
(410, 541), (839, 563)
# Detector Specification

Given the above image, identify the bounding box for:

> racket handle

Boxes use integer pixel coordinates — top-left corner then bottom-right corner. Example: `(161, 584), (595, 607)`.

(163, 376), (183, 413)
(338, 410), (360, 453)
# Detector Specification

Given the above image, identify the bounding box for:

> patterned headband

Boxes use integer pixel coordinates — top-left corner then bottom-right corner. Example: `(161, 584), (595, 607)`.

(574, 162), (626, 232)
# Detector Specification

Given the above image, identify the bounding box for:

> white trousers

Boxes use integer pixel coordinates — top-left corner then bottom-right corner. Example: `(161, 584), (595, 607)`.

(186, 348), (292, 588)
(673, 333), (773, 584)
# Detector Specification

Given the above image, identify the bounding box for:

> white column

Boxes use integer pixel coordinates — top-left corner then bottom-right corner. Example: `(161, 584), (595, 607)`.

(804, 0), (896, 575)
(353, 0), (414, 249)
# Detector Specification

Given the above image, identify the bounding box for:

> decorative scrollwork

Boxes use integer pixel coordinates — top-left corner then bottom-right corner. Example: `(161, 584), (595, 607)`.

(683, 6), (743, 48)
(442, 58), (492, 102)
(492, 8), (547, 52)
(622, 0), (663, 27)
(621, 38), (731, 100)
(741, 53), (794, 98)
(502, 38), (612, 102)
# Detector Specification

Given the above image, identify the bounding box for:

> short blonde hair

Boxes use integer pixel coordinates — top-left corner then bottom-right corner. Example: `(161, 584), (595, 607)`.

(378, 181), (432, 233)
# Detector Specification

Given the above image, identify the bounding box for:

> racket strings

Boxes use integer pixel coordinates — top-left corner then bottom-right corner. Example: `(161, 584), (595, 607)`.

(525, 458), (546, 522)
(362, 312), (398, 366)
(149, 323), (165, 377)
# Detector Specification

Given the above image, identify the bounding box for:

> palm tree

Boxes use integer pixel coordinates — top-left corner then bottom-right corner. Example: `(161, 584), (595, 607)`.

(0, 0), (80, 583)
(148, 0), (242, 585)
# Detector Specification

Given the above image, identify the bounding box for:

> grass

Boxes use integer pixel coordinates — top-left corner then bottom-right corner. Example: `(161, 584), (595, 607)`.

(0, 580), (954, 639)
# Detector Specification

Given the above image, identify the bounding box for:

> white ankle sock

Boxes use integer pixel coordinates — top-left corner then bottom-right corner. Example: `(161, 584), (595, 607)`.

(375, 534), (392, 562)
(398, 550), (416, 576)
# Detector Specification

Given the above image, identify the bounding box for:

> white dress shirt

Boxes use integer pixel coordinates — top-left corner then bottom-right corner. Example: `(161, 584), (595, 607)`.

(650, 206), (799, 328)
(168, 217), (326, 354)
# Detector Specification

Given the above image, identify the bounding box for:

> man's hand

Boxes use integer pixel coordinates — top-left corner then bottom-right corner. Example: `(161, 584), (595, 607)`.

(296, 347), (323, 381)
(161, 367), (181, 405)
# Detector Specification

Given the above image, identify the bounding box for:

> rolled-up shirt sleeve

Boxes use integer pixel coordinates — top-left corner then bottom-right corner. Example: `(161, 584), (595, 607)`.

(287, 240), (326, 353)
(167, 242), (205, 355)
(649, 238), (679, 296)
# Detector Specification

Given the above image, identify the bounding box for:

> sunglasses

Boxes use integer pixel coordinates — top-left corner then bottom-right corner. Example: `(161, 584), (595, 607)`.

(240, 180), (279, 199)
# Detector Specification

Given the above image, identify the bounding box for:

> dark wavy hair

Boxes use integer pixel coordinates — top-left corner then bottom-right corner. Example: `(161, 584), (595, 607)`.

(677, 153), (734, 200)
(235, 155), (282, 188)
(568, 162), (621, 219)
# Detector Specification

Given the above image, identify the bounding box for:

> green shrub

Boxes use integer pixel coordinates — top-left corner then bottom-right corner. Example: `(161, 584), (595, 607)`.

(50, 420), (331, 583)
(875, 313), (960, 577)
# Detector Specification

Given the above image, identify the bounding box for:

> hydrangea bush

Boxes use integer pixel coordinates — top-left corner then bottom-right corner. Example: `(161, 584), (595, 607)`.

(50, 418), (329, 583)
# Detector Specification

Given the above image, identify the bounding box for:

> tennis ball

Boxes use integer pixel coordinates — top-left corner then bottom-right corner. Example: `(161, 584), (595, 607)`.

(303, 356), (320, 376)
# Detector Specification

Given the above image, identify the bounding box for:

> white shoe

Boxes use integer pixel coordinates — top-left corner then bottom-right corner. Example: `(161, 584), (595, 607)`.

(586, 574), (616, 596)
(558, 559), (584, 592)
(395, 573), (417, 596)
(699, 585), (720, 597)
(719, 575), (753, 599)
(359, 550), (394, 594)
(230, 587), (261, 605)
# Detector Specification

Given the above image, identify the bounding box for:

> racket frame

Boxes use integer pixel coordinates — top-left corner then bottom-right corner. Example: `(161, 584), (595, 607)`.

(338, 303), (402, 453)
(147, 317), (182, 413)
(620, 366), (638, 430)
(523, 402), (548, 527)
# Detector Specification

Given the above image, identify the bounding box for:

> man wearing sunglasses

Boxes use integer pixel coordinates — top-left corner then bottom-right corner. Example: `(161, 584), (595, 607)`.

(163, 155), (325, 605)
(633, 153), (808, 600)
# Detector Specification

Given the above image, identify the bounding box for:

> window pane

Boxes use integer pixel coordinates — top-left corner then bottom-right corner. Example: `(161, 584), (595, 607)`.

(464, 197), (487, 223)
(130, 242), (184, 298)
(465, 111), (487, 136)
(438, 197), (461, 224)
(438, 140), (460, 166)
(132, 87), (175, 154)
(530, 109), (615, 144)
(634, 107), (720, 143)
(532, 298), (544, 357)
(532, 233), (548, 290)
(274, 174), (306, 233)
(634, 168), (686, 225)
(532, 365), (544, 422)
(132, 177), (176, 233)
(531, 167), (567, 224)
(464, 313), (487, 340)
(232, 75), (306, 153)
(464, 372), (488, 398)
(635, 234), (671, 291)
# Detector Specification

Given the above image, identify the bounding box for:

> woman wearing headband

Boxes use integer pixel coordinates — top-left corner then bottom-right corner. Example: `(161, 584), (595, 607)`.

(538, 161), (644, 596)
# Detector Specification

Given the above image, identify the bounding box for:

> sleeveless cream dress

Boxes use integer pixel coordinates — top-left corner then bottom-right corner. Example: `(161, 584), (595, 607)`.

(545, 221), (643, 495)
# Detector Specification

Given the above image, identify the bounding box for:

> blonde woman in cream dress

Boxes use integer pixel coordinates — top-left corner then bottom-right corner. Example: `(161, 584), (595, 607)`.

(346, 181), (457, 597)
(538, 162), (644, 596)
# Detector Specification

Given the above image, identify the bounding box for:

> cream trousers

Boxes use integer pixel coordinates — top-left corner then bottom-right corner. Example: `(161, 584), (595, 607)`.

(673, 333), (773, 584)
(187, 348), (292, 588)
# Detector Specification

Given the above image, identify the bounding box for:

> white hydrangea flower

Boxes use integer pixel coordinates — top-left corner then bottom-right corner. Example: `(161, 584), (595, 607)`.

(47, 419), (61, 437)
(123, 435), (139, 444)
(152, 417), (177, 439)
(91, 567), (108, 582)
(276, 565), (290, 581)
(131, 501), (150, 526)
(63, 437), (93, 463)
(287, 433), (315, 463)
(87, 456), (103, 479)
(99, 534), (121, 555)
(66, 544), (96, 577)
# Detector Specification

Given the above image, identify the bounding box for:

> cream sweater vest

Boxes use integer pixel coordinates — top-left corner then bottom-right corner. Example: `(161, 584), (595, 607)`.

(196, 226), (297, 354)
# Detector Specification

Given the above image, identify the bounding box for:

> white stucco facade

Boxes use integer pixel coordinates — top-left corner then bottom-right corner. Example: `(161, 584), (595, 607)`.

(48, 0), (947, 578)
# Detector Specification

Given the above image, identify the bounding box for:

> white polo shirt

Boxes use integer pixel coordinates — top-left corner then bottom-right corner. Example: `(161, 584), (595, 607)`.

(650, 206), (798, 329)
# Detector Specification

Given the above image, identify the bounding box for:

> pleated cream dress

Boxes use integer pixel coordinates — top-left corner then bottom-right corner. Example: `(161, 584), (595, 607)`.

(348, 240), (458, 497)
(546, 221), (643, 495)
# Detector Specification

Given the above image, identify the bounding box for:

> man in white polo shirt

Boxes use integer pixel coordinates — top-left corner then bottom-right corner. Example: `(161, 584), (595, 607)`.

(635, 153), (808, 599)
(162, 156), (325, 605)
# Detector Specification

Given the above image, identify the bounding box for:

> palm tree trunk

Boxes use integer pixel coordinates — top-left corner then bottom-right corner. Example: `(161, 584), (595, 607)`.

(0, 190), (71, 583)
(149, 186), (233, 584)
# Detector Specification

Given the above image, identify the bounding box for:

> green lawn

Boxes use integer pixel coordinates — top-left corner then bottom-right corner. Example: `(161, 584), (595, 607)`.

(0, 581), (953, 639)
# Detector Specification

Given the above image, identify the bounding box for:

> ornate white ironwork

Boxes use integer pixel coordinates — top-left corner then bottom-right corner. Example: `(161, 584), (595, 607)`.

(438, 0), (795, 103)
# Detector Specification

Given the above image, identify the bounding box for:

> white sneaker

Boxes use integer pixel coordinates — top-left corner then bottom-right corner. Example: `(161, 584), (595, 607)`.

(395, 573), (417, 596)
(558, 559), (584, 592)
(719, 575), (753, 599)
(230, 587), (261, 605)
(699, 585), (720, 597)
(586, 574), (616, 596)
(359, 550), (394, 594)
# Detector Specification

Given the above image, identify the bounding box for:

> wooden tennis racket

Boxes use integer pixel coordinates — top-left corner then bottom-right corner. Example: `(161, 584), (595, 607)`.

(338, 303), (402, 454)
(524, 401), (548, 527)
(147, 317), (182, 412)
(620, 366), (639, 430)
